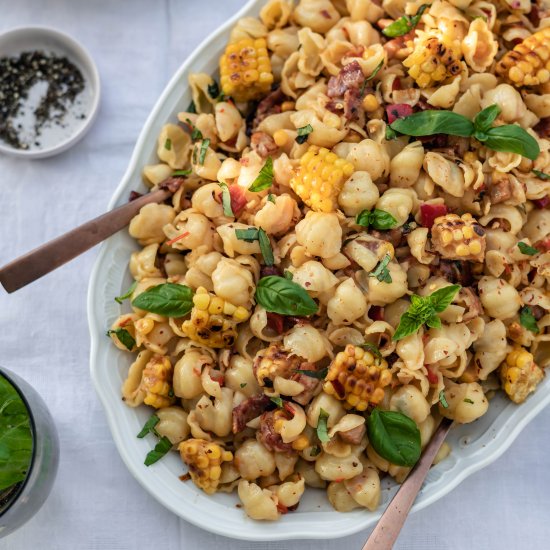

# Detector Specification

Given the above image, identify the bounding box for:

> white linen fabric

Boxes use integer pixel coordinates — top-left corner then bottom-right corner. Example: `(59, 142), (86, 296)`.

(0, 1), (549, 549)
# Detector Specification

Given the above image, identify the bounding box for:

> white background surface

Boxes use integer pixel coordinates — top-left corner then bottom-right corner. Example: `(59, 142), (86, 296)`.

(0, 1), (549, 549)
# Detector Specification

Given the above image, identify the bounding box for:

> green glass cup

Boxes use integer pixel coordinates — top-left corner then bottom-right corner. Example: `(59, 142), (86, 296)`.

(0, 367), (59, 538)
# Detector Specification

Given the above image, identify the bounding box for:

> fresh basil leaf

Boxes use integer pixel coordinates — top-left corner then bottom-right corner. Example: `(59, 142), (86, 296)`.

(173, 169), (192, 176)
(249, 157), (274, 192)
(355, 210), (373, 228)
(255, 276), (318, 316)
(164, 138), (172, 151)
(425, 315), (442, 329)
(439, 390), (449, 409)
(429, 284), (461, 313)
(371, 209), (398, 230)
(107, 328), (136, 351)
(258, 228), (274, 266)
(370, 254), (392, 284)
(518, 242), (539, 255)
(0, 375), (33, 491)
(533, 169), (550, 180)
(132, 283), (193, 317)
(267, 193), (276, 203)
(235, 228), (259, 242)
(359, 343), (382, 361)
(382, 3), (430, 38)
(198, 138), (210, 165)
(367, 408), (421, 467)
(392, 311), (420, 341)
(316, 408), (331, 443)
(474, 105), (501, 133)
(115, 281), (137, 304)
(463, 398), (474, 404)
(207, 80), (220, 99)
(219, 183), (234, 217)
(270, 396), (283, 408)
(294, 367), (328, 380)
(295, 124), (313, 144)
(390, 110), (474, 138)
(520, 306), (540, 334)
(483, 125), (540, 160)
(137, 414), (160, 438)
(144, 436), (173, 466)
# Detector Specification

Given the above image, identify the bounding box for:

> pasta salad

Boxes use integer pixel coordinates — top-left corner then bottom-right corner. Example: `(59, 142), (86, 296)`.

(107, 0), (550, 520)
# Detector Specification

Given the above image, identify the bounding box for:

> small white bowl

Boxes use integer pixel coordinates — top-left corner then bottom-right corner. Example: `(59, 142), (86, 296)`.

(0, 26), (100, 159)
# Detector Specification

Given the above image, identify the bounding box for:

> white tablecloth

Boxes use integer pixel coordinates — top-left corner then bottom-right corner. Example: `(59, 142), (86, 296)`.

(0, 1), (549, 548)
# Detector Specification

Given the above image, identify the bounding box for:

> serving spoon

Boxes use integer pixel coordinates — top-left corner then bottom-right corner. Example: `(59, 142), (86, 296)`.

(0, 181), (179, 294)
(362, 417), (453, 550)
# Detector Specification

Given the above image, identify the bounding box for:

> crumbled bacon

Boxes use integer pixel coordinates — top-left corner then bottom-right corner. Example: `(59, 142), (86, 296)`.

(370, 228), (403, 248)
(251, 87), (287, 131)
(159, 176), (185, 193)
(386, 103), (413, 124)
(489, 178), (512, 204)
(267, 312), (285, 335)
(326, 61), (364, 122)
(431, 259), (474, 286)
(251, 131), (278, 158)
(534, 196), (550, 209)
(420, 203), (448, 229)
(338, 424), (366, 445)
(232, 395), (271, 433)
(291, 363), (321, 406)
(534, 117), (550, 138)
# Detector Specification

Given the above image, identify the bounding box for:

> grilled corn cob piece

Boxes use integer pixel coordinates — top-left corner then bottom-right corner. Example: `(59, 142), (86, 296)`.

(219, 37), (274, 102)
(403, 34), (462, 88)
(499, 347), (544, 404)
(496, 28), (550, 87)
(181, 287), (250, 348)
(290, 145), (355, 213)
(431, 213), (486, 262)
(253, 344), (303, 387)
(179, 438), (233, 494)
(142, 355), (176, 409)
(323, 344), (392, 412)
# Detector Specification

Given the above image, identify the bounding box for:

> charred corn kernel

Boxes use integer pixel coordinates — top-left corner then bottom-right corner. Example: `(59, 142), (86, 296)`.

(496, 28), (550, 87)
(179, 439), (233, 494)
(135, 317), (154, 335)
(290, 145), (355, 213)
(281, 101), (295, 112)
(323, 344), (392, 412)
(403, 34), (462, 88)
(273, 129), (289, 146)
(431, 213), (486, 262)
(253, 343), (303, 386)
(362, 94), (379, 112)
(291, 435), (310, 451)
(219, 37), (274, 102)
(142, 356), (176, 409)
(182, 287), (249, 348)
(499, 347), (544, 404)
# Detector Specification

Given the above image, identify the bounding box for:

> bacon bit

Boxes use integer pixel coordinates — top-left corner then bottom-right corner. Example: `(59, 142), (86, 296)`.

(386, 103), (413, 124)
(534, 196), (550, 209)
(392, 78), (401, 91)
(179, 473), (191, 482)
(277, 502), (289, 514)
(129, 190), (143, 202)
(283, 401), (295, 416)
(165, 231), (190, 246)
(426, 365), (438, 385)
(536, 237), (550, 252)
(229, 184), (247, 216)
(370, 306), (384, 321)
(420, 203), (448, 229)
(320, 9), (331, 18)
(267, 312), (285, 334)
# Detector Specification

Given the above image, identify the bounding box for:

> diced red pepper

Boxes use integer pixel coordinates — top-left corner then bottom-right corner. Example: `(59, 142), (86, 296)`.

(210, 371), (225, 386)
(266, 312), (285, 334)
(229, 184), (247, 216)
(537, 237), (550, 252)
(533, 196), (550, 209)
(426, 365), (438, 385)
(369, 306), (384, 321)
(386, 103), (413, 124)
(420, 203), (448, 229)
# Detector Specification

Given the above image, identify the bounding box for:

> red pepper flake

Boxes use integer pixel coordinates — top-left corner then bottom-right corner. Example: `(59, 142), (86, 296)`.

(420, 203), (448, 229)
(426, 365), (438, 385)
(534, 196), (550, 209)
(386, 103), (413, 124)
(165, 231), (190, 246)
(320, 9), (331, 19)
(266, 312), (285, 334)
(210, 371), (225, 386)
(277, 502), (289, 514)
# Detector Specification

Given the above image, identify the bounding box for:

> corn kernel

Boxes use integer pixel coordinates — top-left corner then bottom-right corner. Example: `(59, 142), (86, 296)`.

(281, 101), (295, 112)
(499, 346), (544, 404)
(273, 129), (289, 146)
(291, 435), (309, 451)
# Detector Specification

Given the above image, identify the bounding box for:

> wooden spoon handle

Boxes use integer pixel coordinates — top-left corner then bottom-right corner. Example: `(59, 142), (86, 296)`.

(362, 418), (453, 550)
(0, 188), (171, 293)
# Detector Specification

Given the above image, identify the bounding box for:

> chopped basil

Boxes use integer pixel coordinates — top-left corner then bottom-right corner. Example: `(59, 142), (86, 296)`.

(367, 408), (421, 467)
(295, 124), (313, 144)
(294, 367), (328, 380)
(533, 169), (550, 181)
(267, 193), (276, 203)
(235, 228), (259, 242)
(439, 390), (449, 409)
(144, 436), (173, 466)
(370, 254), (392, 284)
(240, 383), (247, 388)
(355, 208), (397, 230)
(172, 169), (192, 176)
(382, 3), (430, 38)
(270, 396), (283, 408)
(218, 183), (234, 217)
(137, 414), (160, 438)
(520, 306), (540, 334)
(518, 242), (539, 255)
(248, 157), (274, 192)
(207, 80), (220, 99)
(255, 276), (318, 316)
(393, 285), (461, 341)
(360, 59), (384, 96)
(187, 100), (197, 114)
(115, 281), (137, 304)
(186, 118), (203, 141)
(106, 328), (135, 351)
(258, 228), (274, 266)
(164, 138), (172, 151)
(131, 283), (193, 317)
(198, 138), (210, 165)
(359, 342), (382, 361)
(316, 409), (330, 443)
(310, 446), (321, 457)
(463, 398), (474, 404)
(385, 125), (398, 140)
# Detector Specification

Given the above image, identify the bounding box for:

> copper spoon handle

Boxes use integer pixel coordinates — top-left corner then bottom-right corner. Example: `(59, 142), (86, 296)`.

(0, 188), (171, 293)
(362, 418), (453, 550)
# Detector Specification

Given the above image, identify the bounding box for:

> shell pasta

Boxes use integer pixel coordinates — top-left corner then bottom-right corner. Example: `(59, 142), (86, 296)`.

(109, 0), (550, 521)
